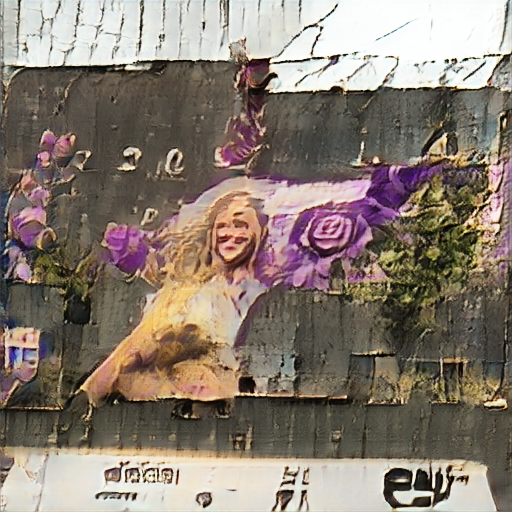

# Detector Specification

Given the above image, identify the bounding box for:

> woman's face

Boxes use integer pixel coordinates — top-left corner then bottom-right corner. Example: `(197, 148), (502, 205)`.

(213, 198), (262, 266)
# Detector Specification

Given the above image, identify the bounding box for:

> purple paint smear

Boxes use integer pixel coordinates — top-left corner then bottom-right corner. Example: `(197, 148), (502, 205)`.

(103, 224), (150, 275)
(215, 59), (275, 169)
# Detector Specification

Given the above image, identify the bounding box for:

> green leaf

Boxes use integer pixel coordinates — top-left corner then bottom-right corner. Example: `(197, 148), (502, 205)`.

(425, 246), (441, 261)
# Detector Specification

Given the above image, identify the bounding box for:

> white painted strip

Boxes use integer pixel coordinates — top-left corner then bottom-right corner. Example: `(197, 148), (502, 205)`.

(115, 0), (139, 64)
(311, 0), (510, 61)
(269, 56), (507, 92)
(178, 0), (204, 60)
(2, 1), (20, 66)
(1, 451), (496, 511)
(158, 0), (181, 60)
(388, 57), (503, 90)
(199, 0), (225, 61)
(139, 0), (164, 61)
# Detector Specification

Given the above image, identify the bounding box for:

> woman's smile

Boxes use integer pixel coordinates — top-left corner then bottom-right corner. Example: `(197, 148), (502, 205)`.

(213, 198), (261, 265)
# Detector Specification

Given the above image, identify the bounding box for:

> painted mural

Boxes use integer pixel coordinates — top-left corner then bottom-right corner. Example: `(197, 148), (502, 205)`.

(0, 54), (508, 411)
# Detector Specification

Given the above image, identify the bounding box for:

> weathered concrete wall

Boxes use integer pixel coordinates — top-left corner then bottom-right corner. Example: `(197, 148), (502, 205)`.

(2, 401), (511, 509)
(2, 65), (510, 406)
(2, 65), (510, 186)
(1, 4), (511, 509)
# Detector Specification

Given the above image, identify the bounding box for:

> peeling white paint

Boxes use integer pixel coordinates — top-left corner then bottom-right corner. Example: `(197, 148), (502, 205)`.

(139, 0), (164, 61)
(387, 57), (503, 89)
(2, 1), (510, 66)
(79, 0), (105, 27)
(310, 1), (510, 61)
(115, 0), (139, 64)
(348, 57), (398, 91)
(270, 55), (506, 92)
(0, 1), (510, 93)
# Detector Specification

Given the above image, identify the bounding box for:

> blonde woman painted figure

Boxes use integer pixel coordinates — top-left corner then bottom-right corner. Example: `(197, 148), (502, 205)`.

(79, 192), (268, 406)
(72, 161), (471, 407)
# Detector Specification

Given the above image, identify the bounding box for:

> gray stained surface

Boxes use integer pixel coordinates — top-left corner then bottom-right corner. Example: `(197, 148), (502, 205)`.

(1, 62), (511, 509)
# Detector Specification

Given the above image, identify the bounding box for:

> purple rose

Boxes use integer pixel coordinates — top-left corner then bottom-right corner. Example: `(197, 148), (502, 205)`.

(276, 206), (377, 290)
(103, 223), (149, 274)
(268, 193), (405, 291)
(307, 213), (364, 257)
(300, 210), (373, 260)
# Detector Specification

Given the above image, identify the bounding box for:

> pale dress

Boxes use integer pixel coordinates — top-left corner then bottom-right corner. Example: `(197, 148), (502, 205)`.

(80, 275), (266, 405)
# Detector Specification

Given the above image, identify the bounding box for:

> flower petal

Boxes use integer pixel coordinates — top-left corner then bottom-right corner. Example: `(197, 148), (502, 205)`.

(40, 130), (56, 151)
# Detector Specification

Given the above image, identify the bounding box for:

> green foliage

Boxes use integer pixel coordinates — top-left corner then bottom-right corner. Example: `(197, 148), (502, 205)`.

(341, 165), (490, 331)
(32, 245), (102, 301)
(32, 248), (70, 288)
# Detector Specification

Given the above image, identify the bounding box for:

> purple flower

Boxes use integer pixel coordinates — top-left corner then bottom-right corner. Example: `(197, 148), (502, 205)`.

(35, 151), (53, 170)
(103, 223), (149, 274)
(10, 206), (47, 248)
(259, 192), (400, 290)
(40, 130), (57, 150)
(35, 131), (76, 171)
(3, 242), (32, 281)
(6, 168), (54, 254)
(303, 210), (373, 259)
(27, 186), (51, 207)
(279, 204), (382, 289)
(53, 134), (76, 166)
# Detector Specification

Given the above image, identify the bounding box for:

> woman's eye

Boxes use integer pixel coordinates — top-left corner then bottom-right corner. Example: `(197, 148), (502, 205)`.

(233, 219), (249, 228)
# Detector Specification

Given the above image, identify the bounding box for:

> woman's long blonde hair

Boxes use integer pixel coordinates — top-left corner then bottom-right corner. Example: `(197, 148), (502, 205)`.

(155, 191), (267, 285)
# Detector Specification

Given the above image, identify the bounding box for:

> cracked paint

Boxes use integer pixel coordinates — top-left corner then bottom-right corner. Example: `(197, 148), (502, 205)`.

(0, 2), (510, 508)
(2, 2), (510, 92)
(269, 55), (509, 92)
(2, 1), (510, 79)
